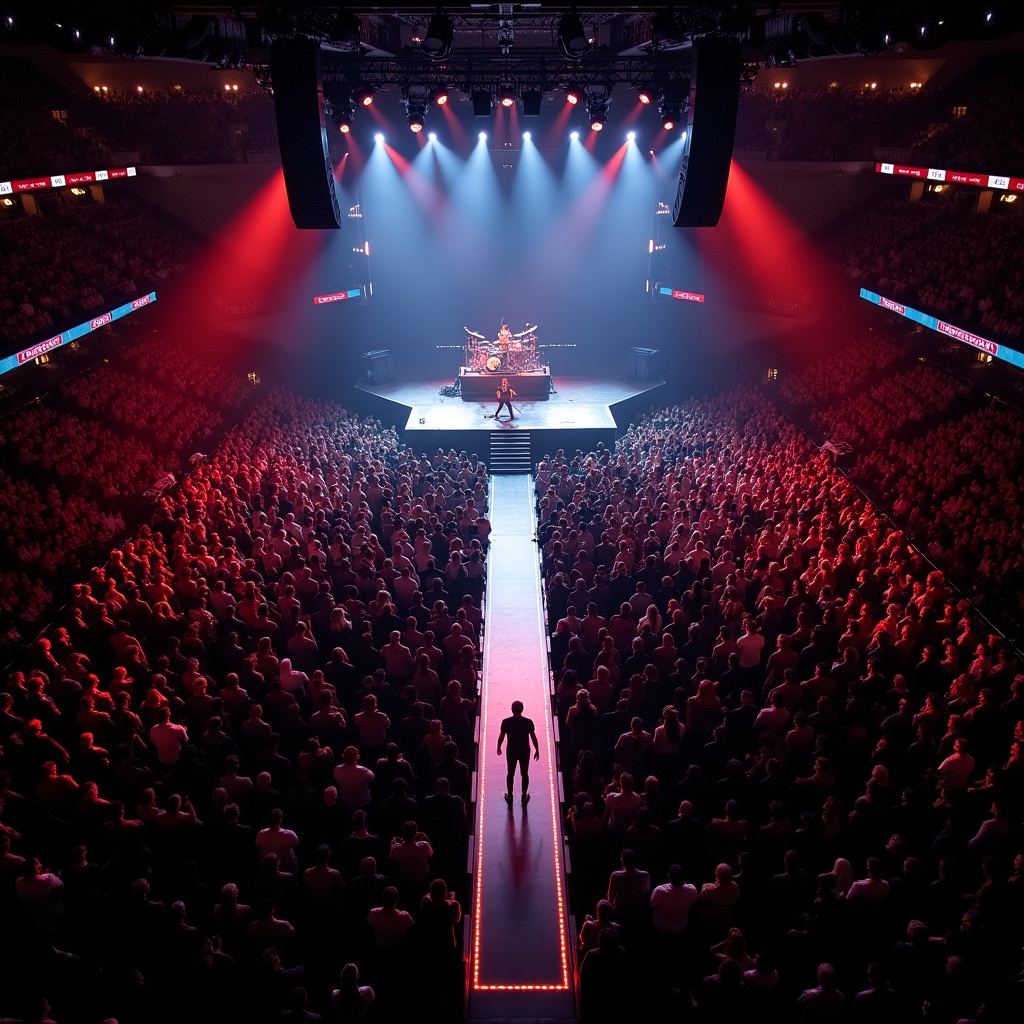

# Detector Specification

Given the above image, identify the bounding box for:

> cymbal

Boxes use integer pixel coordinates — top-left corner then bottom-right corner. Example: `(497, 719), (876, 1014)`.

(465, 329), (486, 339)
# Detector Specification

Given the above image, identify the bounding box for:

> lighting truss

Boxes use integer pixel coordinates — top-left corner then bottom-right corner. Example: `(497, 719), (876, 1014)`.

(320, 52), (694, 102)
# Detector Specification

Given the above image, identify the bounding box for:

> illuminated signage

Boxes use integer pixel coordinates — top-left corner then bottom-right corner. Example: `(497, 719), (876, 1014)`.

(0, 291), (157, 378)
(860, 287), (1024, 370)
(0, 166), (137, 195)
(876, 162), (1024, 192)
(313, 288), (362, 305)
(657, 285), (705, 303)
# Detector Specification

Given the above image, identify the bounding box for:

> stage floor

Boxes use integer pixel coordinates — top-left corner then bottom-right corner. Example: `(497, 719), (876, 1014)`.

(357, 376), (661, 433)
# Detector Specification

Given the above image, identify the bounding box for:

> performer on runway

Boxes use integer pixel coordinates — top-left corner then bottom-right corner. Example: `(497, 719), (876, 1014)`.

(497, 700), (540, 808)
(494, 378), (516, 421)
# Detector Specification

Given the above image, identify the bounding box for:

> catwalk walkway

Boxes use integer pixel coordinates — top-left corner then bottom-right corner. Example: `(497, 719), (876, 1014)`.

(468, 474), (575, 1022)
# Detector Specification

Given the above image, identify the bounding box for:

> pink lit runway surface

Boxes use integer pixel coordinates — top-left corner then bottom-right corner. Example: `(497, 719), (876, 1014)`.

(468, 474), (576, 1021)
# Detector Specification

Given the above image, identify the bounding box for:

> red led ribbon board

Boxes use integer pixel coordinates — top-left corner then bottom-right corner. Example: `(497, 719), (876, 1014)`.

(875, 162), (1024, 192)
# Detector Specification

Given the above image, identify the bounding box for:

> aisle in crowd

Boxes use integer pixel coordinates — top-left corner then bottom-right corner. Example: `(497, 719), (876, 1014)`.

(470, 475), (573, 1020)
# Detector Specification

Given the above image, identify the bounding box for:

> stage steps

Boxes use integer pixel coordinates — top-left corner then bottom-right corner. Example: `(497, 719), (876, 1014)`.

(489, 430), (532, 473)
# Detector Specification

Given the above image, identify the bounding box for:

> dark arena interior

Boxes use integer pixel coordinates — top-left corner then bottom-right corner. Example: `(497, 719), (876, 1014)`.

(3, 3), (1024, 1023)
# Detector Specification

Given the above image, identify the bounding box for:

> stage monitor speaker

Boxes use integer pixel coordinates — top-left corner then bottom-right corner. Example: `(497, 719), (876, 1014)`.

(672, 37), (741, 228)
(362, 350), (395, 385)
(271, 38), (342, 230)
(628, 347), (659, 382)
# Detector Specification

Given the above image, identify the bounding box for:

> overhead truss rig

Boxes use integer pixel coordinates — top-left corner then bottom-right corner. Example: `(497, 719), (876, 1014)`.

(319, 51), (693, 94)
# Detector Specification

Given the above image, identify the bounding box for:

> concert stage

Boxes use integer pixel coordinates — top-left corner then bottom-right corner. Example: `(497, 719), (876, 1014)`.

(459, 367), (551, 401)
(355, 375), (666, 467)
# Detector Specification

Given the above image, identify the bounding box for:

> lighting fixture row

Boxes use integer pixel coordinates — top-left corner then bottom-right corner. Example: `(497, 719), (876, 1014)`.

(332, 81), (688, 135)
(369, 129), (653, 144)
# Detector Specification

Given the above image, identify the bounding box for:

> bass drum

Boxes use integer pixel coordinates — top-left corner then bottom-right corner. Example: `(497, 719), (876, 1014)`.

(485, 355), (502, 372)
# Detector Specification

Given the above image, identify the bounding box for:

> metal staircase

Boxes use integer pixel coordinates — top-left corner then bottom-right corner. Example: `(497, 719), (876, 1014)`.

(488, 429), (532, 473)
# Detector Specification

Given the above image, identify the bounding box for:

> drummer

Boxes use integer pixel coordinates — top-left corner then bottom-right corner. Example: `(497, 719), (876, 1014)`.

(498, 322), (512, 353)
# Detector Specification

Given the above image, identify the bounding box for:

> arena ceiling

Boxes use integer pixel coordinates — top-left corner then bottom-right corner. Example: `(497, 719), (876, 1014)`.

(4, 4), (1021, 67)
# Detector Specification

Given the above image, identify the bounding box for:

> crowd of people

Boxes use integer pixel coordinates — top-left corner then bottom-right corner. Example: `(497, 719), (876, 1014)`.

(60, 366), (230, 457)
(806, 361), (971, 450)
(734, 84), (926, 161)
(535, 384), (1022, 1021)
(782, 333), (1023, 635)
(0, 334), (260, 641)
(1, 192), (202, 342)
(91, 89), (279, 165)
(856, 400), (1024, 633)
(0, 386), (492, 1023)
(0, 59), (115, 183)
(907, 56), (1024, 176)
(3, 405), (164, 503)
(828, 191), (1024, 340)
(779, 330), (904, 409)
(0, 58), (278, 180)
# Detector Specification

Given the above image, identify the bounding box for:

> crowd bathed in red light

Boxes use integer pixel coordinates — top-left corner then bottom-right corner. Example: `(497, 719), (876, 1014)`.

(2, 16), (1024, 1024)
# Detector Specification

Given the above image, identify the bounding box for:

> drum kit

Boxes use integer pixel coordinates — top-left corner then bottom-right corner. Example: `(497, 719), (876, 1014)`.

(464, 324), (540, 373)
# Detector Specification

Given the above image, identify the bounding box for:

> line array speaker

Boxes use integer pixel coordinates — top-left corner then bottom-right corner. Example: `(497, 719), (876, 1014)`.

(672, 37), (741, 228)
(271, 38), (342, 230)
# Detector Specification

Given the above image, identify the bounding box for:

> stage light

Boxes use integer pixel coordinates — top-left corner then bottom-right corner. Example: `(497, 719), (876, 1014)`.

(570, 130), (579, 141)
(498, 83), (516, 108)
(557, 6), (591, 57)
(329, 89), (356, 134)
(478, 131), (487, 141)
(586, 89), (610, 131)
(374, 133), (384, 143)
(428, 131), (437, 141)
(356, 86), (376, 108)
(659, 94), (683, 131)
(637, 84), (655, 105)
(334, 104), (354, 133)
(430, 85), (449, 106)
(627, 131), (636, 141)
(523, 131), (531, 141)
(421, 10), (455, 59)
(472, 90), (493, 116)
(404, 86), (429, 133)
(565, 85), (583, 106)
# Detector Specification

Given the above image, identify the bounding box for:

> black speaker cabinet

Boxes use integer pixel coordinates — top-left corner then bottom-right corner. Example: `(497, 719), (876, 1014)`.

(672, 37), (741, 228)
(362, 350), (395, 385)
(271, 38), (342, 230)
(628, 347), (659, 382)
